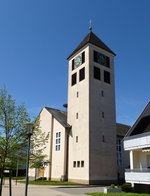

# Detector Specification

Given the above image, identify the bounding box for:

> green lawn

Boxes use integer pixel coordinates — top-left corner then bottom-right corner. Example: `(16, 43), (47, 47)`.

(18, 180), (81, 185)
(12, 176), (25, 180)
(87, 193), (150, 196)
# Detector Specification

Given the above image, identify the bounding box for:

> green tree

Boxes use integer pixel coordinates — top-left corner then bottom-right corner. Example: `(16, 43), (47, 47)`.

(29, 116), (49, 180)
(0, 88), (29, 195)
(0, 88), (29, 169)
(0, 88), (49, 194)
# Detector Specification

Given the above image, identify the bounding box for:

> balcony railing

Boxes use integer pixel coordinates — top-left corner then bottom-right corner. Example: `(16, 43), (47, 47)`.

(126, 168), (150, 173)
(124, 132), (150, 150)
(125, 169), (150, 185)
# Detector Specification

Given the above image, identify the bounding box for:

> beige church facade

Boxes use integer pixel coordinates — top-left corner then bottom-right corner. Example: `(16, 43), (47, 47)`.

(29, 31), (130, 184)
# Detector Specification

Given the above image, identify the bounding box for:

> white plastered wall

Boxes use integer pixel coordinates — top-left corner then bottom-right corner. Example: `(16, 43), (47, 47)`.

(67, 46), (90, 183)
(29, 108), (67, 180)
(51, 118), (66, 180)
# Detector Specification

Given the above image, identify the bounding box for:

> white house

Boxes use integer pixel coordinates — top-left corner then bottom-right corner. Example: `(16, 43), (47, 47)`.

(29, 30), (130, 184)
(124, 102), (150, 192)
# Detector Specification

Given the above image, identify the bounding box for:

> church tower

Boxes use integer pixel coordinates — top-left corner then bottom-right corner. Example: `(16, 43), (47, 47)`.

(67, 30), (117, 184)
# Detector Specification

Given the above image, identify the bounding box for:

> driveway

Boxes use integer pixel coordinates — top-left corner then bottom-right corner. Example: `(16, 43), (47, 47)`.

(2, 181), (104, 196)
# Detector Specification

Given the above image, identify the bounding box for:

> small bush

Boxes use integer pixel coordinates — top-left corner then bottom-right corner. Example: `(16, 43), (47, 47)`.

(35, 177), (47, 181)
(110, 184), (115, 188)
(121, 183), (133, 192)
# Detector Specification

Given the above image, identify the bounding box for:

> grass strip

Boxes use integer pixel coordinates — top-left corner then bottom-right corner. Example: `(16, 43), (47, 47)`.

(18, 180), (81, 185)
(86, 193), (150, 196)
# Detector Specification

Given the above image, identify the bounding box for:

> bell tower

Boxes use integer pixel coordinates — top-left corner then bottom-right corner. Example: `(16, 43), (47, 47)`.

(67, 30), (117, 184)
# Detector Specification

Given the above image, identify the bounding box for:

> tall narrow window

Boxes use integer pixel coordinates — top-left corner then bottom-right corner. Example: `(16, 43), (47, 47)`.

(94, 66), (101, 80)
(82, 51), (85, 64)
(104, 70), (110, 84)
(71, 73), (77, 86)
(56, 132), (61, 151)
(76, 136), (78, 143)
(72, 59), (74, 70)
(81, 161), (84, 167)
(76, 113), (78, 119)
(117, 138), (122, 166)
(101, 90), (104, 97)
(77, 92), (79, 98)
(102, 135), (105, 142)
(73, 161), (76, 167)
(94, 50), (98, 62)
(79, 67), (85, 81)
(102, 112), (104, 118)
(77, 161), (80, 167)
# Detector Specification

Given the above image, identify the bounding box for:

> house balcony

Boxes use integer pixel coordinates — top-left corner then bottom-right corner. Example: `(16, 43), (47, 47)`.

(124, 132), (150, 151)
(125, 169), (150, 185)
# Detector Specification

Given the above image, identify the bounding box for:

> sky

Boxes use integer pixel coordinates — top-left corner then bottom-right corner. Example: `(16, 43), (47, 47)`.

(0, 0), (150, 126)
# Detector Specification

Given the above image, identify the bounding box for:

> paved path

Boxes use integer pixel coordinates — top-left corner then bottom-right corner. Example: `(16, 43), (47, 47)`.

(2, 180), (104, 196)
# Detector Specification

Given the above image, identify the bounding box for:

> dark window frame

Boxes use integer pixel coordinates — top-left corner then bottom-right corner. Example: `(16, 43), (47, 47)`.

(104, 70), (110, 84)
(102, 112), (104, 118)
(76, 113), (78, 119)
(94, 66), (101, 80)
(93, 50), (110, 68)
(76, 136), (78, 143)
(82, 51), (85, 64)
(71, 73), (77, 86)
(72, 59), (74, 70)
(79, 67), (85, 82)
(81, 161), (84, 167)
(77, 161), (80, 167)
(73, 161), (76, 167)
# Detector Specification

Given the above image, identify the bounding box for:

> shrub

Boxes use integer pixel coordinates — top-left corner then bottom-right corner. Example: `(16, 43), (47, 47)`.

(110, 184), (115, 188)
(35, 177), (47, 181)
(121, 183), (133, 192)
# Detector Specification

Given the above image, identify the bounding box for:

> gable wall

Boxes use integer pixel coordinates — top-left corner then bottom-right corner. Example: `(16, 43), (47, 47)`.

(144, 122), (150, 132)
(38, 108), (53, 179)
(51, 118), (67, 180)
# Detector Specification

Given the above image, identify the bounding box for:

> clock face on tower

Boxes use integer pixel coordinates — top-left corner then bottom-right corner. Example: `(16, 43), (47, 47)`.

(72, 51), (85, 70)
(74, 54), (82, 69)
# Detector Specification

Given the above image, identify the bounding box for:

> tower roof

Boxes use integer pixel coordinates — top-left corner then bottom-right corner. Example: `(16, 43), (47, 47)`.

(67, 31), (116, 59)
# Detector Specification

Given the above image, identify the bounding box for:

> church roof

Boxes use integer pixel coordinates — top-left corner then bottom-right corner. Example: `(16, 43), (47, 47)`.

(45, 107), (71, 128)
(125, 102), (150, 137)
(44, 107), (130, 135)
(67, 31), (116, 59)
(116, 123), (130, 137)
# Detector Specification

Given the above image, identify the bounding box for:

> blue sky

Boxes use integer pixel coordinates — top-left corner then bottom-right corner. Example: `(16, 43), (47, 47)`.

(0, 0), (150, 125)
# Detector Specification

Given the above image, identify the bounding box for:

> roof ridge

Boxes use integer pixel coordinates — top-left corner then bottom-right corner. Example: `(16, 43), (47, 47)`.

(45, 106), (66, 113)
(116, 122), (130, 127)
(125, 101), (150, 137)
(44, 107), (70, 128)
(67, 31), (115, 60)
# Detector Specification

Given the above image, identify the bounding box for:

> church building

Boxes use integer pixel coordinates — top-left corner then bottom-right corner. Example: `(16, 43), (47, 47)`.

(29, 30), (130, 184)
